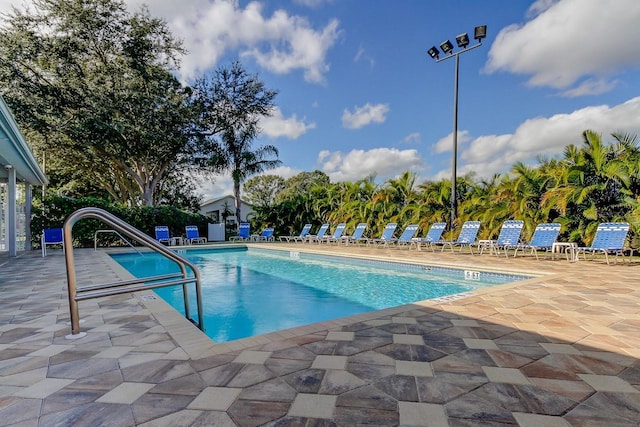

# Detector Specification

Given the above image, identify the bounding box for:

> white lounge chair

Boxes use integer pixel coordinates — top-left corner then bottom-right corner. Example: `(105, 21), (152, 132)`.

(412, 222), (446, 251)
(575, 222), (630, 265)
(185, 225), (207, 244)
(279, 224), (312, 243)
(230, 223), (251, 242)
(436, 221), (481, 254)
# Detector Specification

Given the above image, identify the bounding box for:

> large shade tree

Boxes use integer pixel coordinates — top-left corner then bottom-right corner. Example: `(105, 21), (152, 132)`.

(0, 0), (196, 206)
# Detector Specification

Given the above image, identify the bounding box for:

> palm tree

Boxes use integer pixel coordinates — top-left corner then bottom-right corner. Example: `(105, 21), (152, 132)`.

(214, 126), (281, 226)
(542, 130), (634, 244)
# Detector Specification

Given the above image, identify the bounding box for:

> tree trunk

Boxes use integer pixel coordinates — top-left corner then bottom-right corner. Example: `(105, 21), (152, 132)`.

(142, 183), (154, 207)
(234, 181), (242, 230)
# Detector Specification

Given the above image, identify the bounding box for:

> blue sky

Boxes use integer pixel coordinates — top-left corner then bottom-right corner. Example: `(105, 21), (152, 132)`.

(3, 0), (640, 200)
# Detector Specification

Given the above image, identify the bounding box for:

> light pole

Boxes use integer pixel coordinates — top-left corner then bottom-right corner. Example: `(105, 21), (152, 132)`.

(427, 25), (486, 229)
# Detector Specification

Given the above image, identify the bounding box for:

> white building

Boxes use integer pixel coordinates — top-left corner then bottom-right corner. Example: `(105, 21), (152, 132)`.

(199, 195), (254, 224)
(0, 95), (48, 257)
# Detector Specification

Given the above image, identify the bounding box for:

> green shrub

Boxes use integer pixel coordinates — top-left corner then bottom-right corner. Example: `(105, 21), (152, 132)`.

(32, 195), (210, 248)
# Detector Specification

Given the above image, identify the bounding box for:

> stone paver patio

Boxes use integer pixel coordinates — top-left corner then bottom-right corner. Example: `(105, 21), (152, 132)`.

(1, 243), (640, 426)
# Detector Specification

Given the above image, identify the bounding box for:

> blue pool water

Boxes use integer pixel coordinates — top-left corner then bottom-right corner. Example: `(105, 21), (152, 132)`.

(111, 248), (528, 343)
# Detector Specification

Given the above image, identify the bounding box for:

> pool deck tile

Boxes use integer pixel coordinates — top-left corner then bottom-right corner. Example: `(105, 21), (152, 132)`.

(1, 244), (640, 425)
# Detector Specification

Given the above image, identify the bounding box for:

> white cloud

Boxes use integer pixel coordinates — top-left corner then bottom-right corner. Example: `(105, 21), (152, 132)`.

(342, 103), (390, 129)
(403, 132), (420, 145)
(353, 45), (375, 68)
(525, 0), (557, 18)
(265, 165), (302, 179)
(260, 107), (316, 139)
(242, 16), (340, 84)
(124, 0), (340, 82)
(560, 78), (619, 98)
(293, 0), (333, 7)
(433, 131), (471, 154)
(317, 147), (423, 182)
(452, 96), (640, 179)
(199, 173), (235, 201)
(486, 0), (640, 95)
(0, 0), (18, 11)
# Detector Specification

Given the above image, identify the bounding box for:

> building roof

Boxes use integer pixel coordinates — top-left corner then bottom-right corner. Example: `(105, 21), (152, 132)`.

(0, 95), (47, 185)
(200, 195), (253, 208)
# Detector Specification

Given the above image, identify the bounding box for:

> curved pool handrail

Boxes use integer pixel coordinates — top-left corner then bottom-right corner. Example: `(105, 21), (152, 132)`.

(63, 207), (204, 338)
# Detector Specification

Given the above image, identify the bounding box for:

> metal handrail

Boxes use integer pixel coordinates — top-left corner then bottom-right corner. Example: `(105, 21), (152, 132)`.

(63, 207), (204, 339)
(94, 229), (142, 255)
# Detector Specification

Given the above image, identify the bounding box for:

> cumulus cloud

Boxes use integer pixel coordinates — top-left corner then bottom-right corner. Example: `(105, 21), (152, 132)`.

(486, 0), (640, 95)
(342, 103), (390, 129)
(124, 0), (340, 82)
(451, 96), (640, 179)
(260, 107), (316, 139)
(317, 147), (423, 182)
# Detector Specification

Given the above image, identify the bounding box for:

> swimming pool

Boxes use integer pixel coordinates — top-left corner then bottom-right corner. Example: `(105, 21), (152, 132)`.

(111, 248), (528, 343)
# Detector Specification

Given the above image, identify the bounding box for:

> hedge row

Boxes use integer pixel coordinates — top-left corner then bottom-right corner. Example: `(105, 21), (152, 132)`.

(32, 195), (211, 248)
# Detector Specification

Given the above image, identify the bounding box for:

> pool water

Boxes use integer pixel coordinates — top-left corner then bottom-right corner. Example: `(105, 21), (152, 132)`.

(111, 248), (526, 343)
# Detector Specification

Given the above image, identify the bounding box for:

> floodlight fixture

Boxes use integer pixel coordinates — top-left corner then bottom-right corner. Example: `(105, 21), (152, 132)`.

(440, 40), (453, 55)
(427, 46), (439, 60)
(455, 33), (469, 48)
(474, 25), (487, 41)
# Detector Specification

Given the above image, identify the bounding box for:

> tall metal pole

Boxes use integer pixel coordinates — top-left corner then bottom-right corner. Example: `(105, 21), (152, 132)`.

(430, 40), (483, 229)
(451, 54), (459, 228)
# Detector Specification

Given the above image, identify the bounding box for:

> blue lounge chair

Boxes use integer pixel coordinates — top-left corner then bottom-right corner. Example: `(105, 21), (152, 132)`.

(279, 224), (312, 243)
(492, 220), (524, 257)
(155, 225), (171, 245)
(412, 222), (446, 251)
(389, 224), (420, 248)
(511, 223), (561, 259)
(340, 223), (368, 246)
(252, 227), (275, 242)
(575, 222), (630, 265)
(185, 225), (207, 244)
(42, 227), (64, 257)
(230, 223), (251, 242)
(322, 223), (347, 244)
(437, 221), (481, 254)
(304, 223), (330, 243)
(366, 223), (398, 246)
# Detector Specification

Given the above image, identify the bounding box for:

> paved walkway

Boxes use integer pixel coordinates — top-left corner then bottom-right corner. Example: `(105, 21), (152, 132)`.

(1, 244), (639, 426)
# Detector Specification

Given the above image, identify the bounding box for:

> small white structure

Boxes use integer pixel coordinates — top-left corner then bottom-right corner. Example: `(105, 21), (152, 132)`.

(199, 195), (254, 224)
(0, 95), (48, 257)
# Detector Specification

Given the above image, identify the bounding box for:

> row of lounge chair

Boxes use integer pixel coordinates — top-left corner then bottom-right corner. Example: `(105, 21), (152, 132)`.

(44, 219), (631, 265)
(41, 224), (210, 256)
(155, 225), (207, 245)
(278, 220), (632, 265)
(228, 223), (275, 242)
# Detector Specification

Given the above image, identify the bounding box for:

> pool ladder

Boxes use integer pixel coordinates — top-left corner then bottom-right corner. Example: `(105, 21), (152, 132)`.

(62, 207), (204, 339)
